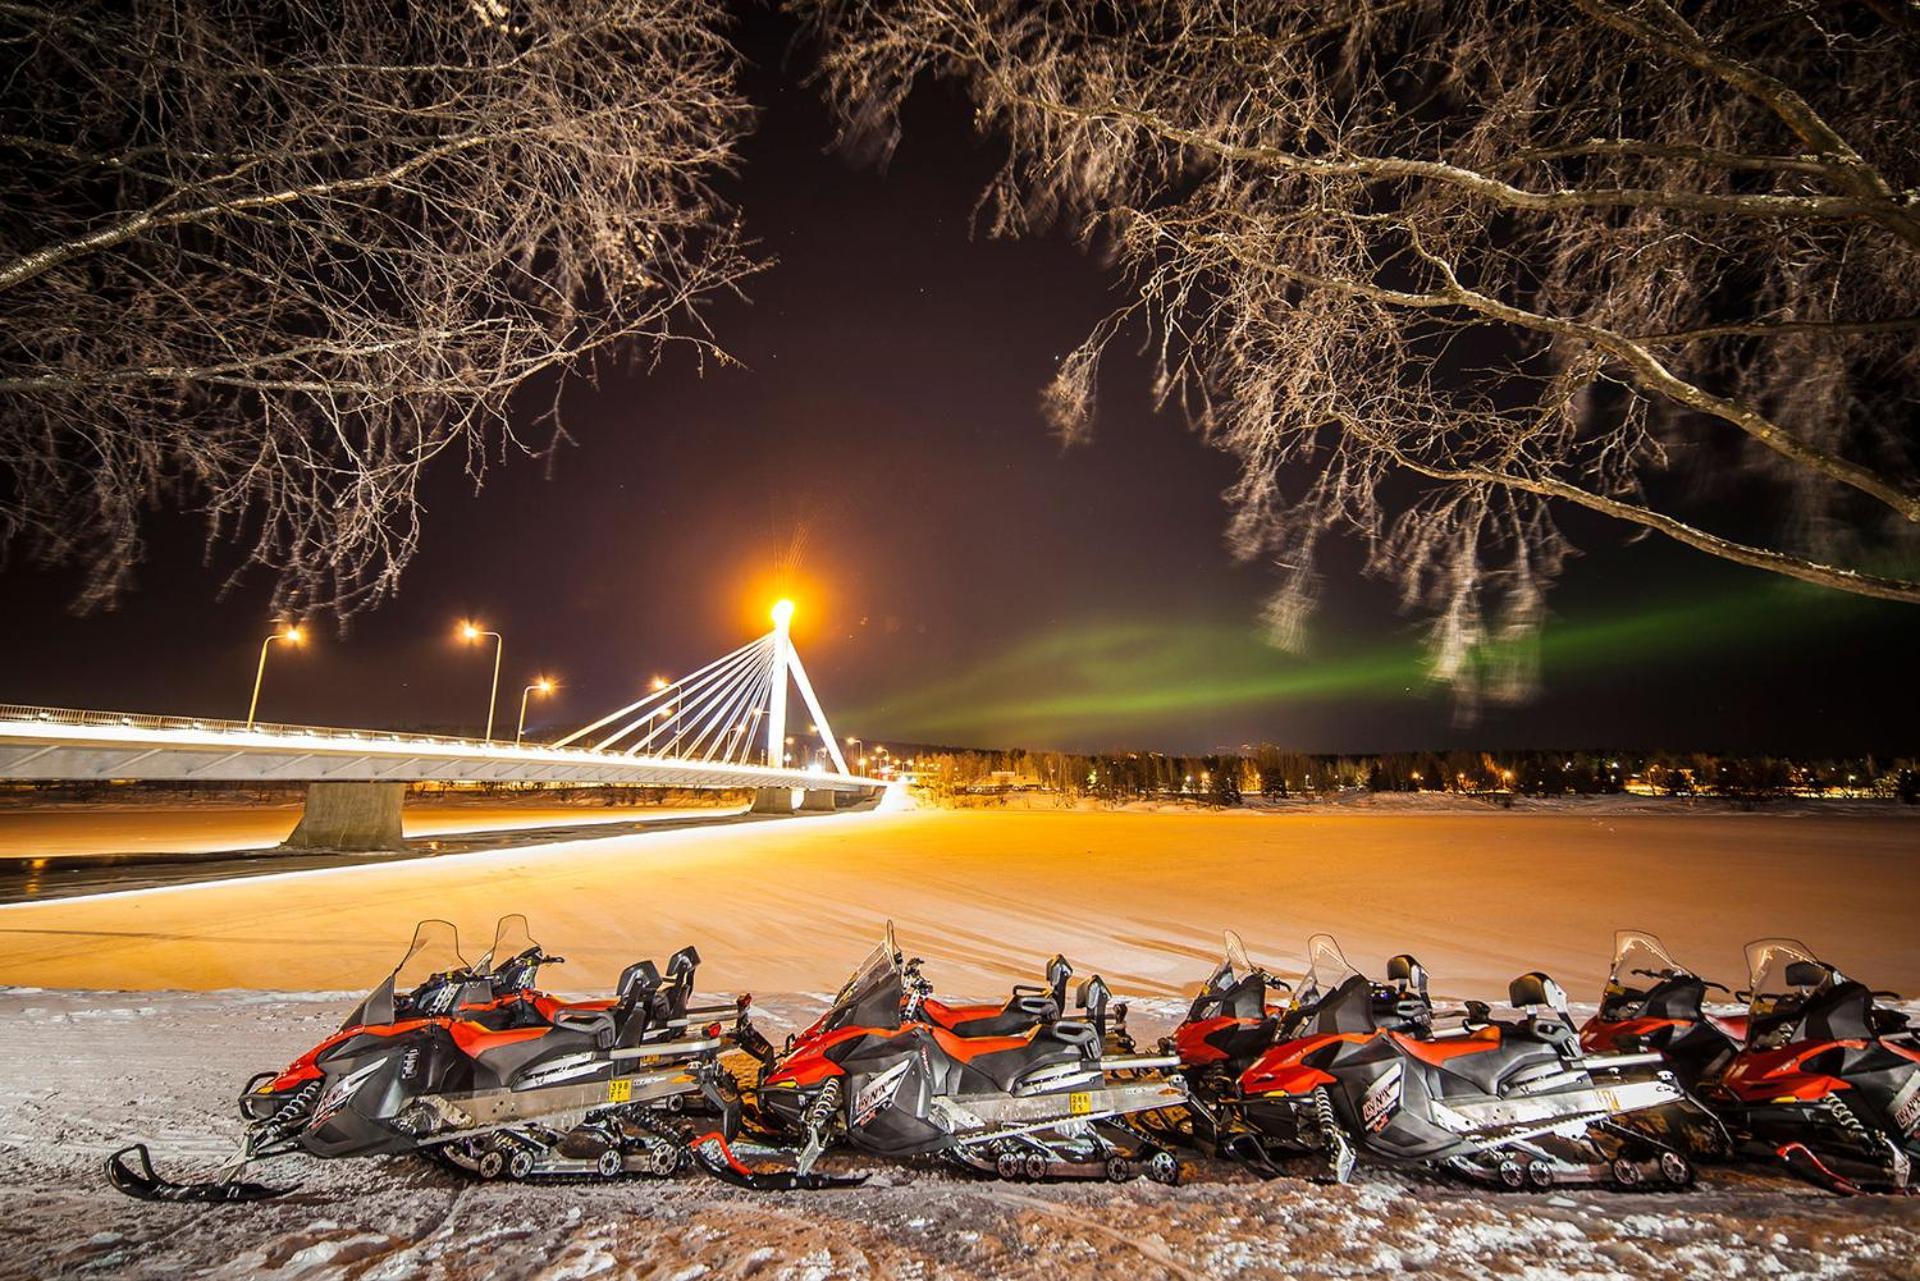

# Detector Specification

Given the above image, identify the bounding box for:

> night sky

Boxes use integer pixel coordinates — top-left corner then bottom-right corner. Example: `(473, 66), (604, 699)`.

(1, 13), (1914, 756)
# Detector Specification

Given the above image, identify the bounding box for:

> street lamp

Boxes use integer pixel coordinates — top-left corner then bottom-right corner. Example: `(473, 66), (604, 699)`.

(516, 676), (556, 745)
(459, 621), (504, 741)
(245, 624), (305, 730)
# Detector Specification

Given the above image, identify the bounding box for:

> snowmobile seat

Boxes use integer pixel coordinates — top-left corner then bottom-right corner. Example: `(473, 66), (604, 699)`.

(941, 994), (1058, 1038)
(617, 959), (662, 1007)
(1432, 1034), (1566, 1098)
(1508, 972), (1569, 1013)
(1386, 955), (1428, 996)
(661, 946), (701, 1022)
(614, 960), (663, 1046)
(551, 1007), (617, 1048)
(939, 1020), (1099, 1092)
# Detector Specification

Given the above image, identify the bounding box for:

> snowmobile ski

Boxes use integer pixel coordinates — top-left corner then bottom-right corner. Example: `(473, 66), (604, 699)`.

(105, 1143), (294, 1204)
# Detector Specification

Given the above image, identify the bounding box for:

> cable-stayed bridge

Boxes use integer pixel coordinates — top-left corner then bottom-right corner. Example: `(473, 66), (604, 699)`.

(0, 603), (883, 848)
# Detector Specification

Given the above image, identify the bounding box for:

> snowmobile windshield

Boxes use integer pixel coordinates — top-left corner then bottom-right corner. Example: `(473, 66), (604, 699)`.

(1745, 938), (1833, 1016)
(1190, 930), (1271, 1022)
(1296, 934), (1361, 1007)
(1608, 930), (1691, 992)
(1225, 929), (1254, 979)
(341, 920), (470, 1029)
(481, 914), (539, 972)
(393, 919), (469, 991)
(822, 928), (906, 1033)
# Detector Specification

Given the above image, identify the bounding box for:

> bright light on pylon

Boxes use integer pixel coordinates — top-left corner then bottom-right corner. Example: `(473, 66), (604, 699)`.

(770, 598), (795, 629)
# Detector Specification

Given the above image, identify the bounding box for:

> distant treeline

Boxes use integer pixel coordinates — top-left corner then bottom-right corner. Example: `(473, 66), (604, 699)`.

(897, 746), (1920, 806)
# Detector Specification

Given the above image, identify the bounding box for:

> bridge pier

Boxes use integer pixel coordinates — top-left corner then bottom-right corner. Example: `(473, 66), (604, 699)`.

(800, 788), (840, 812)
(282, 782), (406, 852)
(749, 786), (794, 815)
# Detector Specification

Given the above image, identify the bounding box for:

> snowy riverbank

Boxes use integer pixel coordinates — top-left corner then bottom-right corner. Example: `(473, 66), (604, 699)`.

(0, 988), (1914, 1280)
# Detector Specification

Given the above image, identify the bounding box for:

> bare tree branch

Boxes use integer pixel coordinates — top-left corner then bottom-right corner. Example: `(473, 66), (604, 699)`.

(795, 0), (1920, 707)
(1, 0), (758, 615)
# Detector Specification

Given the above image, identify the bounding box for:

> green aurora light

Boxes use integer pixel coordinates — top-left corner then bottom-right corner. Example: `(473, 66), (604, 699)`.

(845, 580), (1885, 746)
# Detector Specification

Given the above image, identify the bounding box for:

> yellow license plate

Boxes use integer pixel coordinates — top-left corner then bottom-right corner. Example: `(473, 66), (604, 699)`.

(1068, 1091), (1092, 1116)
(607, 1077), (632, 1104)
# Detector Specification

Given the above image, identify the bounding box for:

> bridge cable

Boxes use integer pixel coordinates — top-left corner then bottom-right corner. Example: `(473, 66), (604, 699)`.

(548, 634), (767, 750)
(619, 638), (770, 757)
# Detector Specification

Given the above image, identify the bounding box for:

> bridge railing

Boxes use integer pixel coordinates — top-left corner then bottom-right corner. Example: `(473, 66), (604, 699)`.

(0, 703), (567, 754)
(0, 703), (881, 786)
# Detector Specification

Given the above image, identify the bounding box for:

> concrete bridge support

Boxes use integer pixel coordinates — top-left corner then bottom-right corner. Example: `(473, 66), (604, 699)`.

(282, 781), (407, 851)
(800, 788), (839, 812)
(750, 786), (794, 815)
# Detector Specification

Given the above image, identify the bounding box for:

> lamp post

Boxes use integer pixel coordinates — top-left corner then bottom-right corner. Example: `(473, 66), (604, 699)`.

(245, 624), (306, 730)
(460, 621), (504, 741)
(516, 676), (555, 745)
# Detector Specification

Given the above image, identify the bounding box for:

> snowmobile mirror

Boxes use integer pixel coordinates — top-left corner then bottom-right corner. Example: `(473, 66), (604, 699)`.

(1464, 999), (1492, 1025)
(1783, 960), (1828, 989)
(1507, 972), (1569, 1012)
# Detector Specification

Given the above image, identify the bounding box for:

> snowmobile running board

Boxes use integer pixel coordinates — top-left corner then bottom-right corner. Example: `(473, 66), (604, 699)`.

(1582, 1052), (1665, 1071)
(931, 1080), (1189, 1140)
(609, 1035), (721, 1061)
(1097, 1054), (1180, 1072)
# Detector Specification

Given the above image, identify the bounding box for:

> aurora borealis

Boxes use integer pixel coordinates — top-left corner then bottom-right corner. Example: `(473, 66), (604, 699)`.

(846, 580), (1897, 750)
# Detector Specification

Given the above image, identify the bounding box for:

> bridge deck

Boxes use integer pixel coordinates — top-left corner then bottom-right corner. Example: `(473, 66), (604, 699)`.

(0, 705), (881, 791)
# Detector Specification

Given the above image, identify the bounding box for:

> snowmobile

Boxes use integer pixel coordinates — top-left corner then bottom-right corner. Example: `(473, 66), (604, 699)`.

(727, 923), (1184, 1188)
(1174, 933), (1699, 1188)
(1579, 930), (1743, 1088)
(107, 915), (749, 1202)
(1575, 929), (1741, 1160)
(1697, 939), (1919, 1192)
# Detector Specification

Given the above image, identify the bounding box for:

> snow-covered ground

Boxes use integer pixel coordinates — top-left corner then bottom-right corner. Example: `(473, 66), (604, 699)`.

(0, 806), (1914, 1277)
(1, 988), (1915, 1281)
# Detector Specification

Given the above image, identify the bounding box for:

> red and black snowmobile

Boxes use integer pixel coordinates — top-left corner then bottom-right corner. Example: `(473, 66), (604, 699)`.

(1699, 939), (1919, 1192)
(1576, 929), (1740, 1160)
(107, 916), (748, 1202)
(1172, 933), (1700, 1189)
(1580, 930), (1743, 1088)
(724, 923), (1183, 1188)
